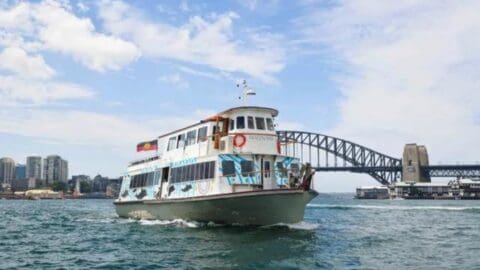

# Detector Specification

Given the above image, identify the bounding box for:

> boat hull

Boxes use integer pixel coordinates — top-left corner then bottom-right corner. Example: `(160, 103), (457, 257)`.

(114, 189), (318, 225)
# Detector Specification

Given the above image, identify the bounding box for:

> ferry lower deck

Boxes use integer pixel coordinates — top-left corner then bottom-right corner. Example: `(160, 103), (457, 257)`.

(115, 188), (318, 225)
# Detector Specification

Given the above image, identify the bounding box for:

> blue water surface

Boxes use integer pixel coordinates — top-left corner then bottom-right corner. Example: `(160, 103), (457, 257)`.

(1, 194), (479, 269)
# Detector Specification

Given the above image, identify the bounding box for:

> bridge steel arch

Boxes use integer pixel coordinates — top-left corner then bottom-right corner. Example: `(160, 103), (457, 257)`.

(276, 130), (402, 185)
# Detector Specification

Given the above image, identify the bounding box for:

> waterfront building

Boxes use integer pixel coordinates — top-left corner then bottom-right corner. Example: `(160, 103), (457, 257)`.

(11, 178), (36, 191)
(26, 156), (42, 180)
(93, 174), (109, 192)
(15, 164), (26, 180)
(43, 155), (69, 185)
(355, 186), (389, 199)
(391, 182), (450, 199)
(0, 157), (16, 186)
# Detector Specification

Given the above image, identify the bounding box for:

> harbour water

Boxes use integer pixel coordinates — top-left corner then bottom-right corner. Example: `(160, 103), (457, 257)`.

(1, 194), (479, 269)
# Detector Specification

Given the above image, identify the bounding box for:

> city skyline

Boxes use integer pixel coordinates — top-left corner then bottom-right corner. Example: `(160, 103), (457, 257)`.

(0, 154), (120, 180)
(0, 1), (479, 191)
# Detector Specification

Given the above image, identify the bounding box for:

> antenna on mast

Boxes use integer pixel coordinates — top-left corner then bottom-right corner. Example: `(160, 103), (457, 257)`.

(236, 80), (256, 106)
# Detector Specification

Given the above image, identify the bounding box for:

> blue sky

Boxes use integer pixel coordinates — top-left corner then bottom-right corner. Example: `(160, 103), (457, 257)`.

(1, 0), (479, 191)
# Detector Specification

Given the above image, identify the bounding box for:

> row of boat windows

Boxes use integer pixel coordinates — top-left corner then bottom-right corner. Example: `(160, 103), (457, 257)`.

(129, 171), (160, 188)
(167, 126), (208, 151)
(222, 160), (254, 177)
(128, 161), (301, 189)
(222, 161), (300, 177)
(170, 161), (216, 183)
(165, 116), (274, 152)
(229, 116), (274, 131)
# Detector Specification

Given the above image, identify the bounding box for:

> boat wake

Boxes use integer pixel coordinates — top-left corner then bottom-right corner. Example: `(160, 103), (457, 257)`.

(135, 219), (320, 230)
(138, 219), (201, 228)
(307, 204), (480, 212)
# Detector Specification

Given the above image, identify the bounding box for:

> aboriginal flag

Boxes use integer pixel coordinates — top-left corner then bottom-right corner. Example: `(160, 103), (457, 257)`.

(137, 140), (158, 152)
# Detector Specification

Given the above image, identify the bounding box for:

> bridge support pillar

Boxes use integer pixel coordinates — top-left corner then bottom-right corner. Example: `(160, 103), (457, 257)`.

(402, 144), (431, 182)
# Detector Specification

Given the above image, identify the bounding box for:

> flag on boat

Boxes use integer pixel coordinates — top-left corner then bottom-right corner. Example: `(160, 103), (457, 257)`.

(137, 140), (158, 152)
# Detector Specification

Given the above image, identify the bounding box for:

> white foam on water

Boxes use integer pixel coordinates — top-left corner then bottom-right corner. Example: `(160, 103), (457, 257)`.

(138, 219), (201, 228)
(307, 204), (480, 211)
(263, 221), (320, 230)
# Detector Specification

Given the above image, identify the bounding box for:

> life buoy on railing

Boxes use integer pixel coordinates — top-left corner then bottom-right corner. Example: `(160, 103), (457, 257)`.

(233, 134), (247, 148)
(277, 140), (282, 154)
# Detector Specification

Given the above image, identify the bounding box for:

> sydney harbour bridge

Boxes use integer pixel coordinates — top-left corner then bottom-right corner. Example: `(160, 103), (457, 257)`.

(276, 130), (480, 186)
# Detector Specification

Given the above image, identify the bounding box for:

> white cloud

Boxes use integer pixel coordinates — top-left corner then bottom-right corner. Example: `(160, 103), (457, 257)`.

(177, 65), (222, 80)
(0, 1), (140, 72)
(158, 73), (190, 89)
(0, 76), (94, 106)
(0, 47), (55, 79)
(299, 1), (480, 165)
(99, 0), (284, 83)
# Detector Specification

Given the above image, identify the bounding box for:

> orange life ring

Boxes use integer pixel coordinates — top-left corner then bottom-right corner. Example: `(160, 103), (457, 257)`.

(277, 141), (281, 154)
(233, 134), (247, 148)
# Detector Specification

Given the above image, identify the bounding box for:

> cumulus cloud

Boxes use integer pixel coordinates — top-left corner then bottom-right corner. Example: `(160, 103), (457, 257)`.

(98, 0), (284, 83)
(0, 1), (140, 72)
(299, 1), (480, 164)
(0, 47), (55, 79)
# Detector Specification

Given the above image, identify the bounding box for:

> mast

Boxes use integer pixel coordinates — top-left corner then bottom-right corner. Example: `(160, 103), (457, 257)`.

(237, 80), (256, 106)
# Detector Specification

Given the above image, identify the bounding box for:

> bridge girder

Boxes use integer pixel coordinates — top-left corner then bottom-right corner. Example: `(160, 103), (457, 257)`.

(277, 130), (402, 185)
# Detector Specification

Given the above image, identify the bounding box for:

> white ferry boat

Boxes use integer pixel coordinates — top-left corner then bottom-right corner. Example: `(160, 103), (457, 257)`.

(114, 106), (318, 225)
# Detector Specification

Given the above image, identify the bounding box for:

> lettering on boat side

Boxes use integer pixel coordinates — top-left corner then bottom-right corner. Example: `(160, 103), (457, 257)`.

(248, 135), (275, 142)
(170, 158), (197, 168)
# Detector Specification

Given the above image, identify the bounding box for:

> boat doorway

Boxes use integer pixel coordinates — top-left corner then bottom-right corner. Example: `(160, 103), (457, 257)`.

(261, 157), (274, 190)
(157, 167), (169, 198)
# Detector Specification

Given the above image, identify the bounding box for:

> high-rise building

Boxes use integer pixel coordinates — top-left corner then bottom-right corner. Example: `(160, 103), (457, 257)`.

(43, 155), (69, 185)
(15, 164), (26, 180)
(26, 156), (42, 180)
(0, 157), (16, 186)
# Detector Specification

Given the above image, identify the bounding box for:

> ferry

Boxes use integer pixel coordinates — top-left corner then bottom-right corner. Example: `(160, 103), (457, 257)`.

(114, 105), (318, 225)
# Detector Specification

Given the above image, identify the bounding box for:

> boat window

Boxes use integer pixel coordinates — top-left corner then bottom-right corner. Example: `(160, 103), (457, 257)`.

(129, 172), (156, 188)
(170, 161), (215, 182)
(147, 172), (154, 186)
(255, 117), (266, 130)
(222, 161), (235, 176)
(266, 118), (274, 131)
(236, 116), (245, 129)
(247, 116), (255, 129)
(194, 163), (201, 180)
(197, 126), (208, 142)
(209, 161), (215, 178)
(211, 126), (217, 141)
(177, 133), (186, 148)
(154, 169), (161, 185)
(241, 160), (255, 177)
(186, 130), (197, 146)
(167, 136), (176, 151)
(199, 163), (205, 179)
(204, 162), (210, 179)
(277, 162), (287, 177)
(229, 119), (234, 130)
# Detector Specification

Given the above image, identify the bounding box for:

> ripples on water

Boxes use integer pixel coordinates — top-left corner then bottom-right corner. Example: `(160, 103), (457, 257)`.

(1, 194), (479, 269)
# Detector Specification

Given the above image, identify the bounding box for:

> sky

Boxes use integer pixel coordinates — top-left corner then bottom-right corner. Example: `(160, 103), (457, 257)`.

(0, 0), (479, 192)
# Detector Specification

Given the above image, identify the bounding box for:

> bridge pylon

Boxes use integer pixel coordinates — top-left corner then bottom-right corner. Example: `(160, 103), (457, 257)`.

(402, 144), (431, 183)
